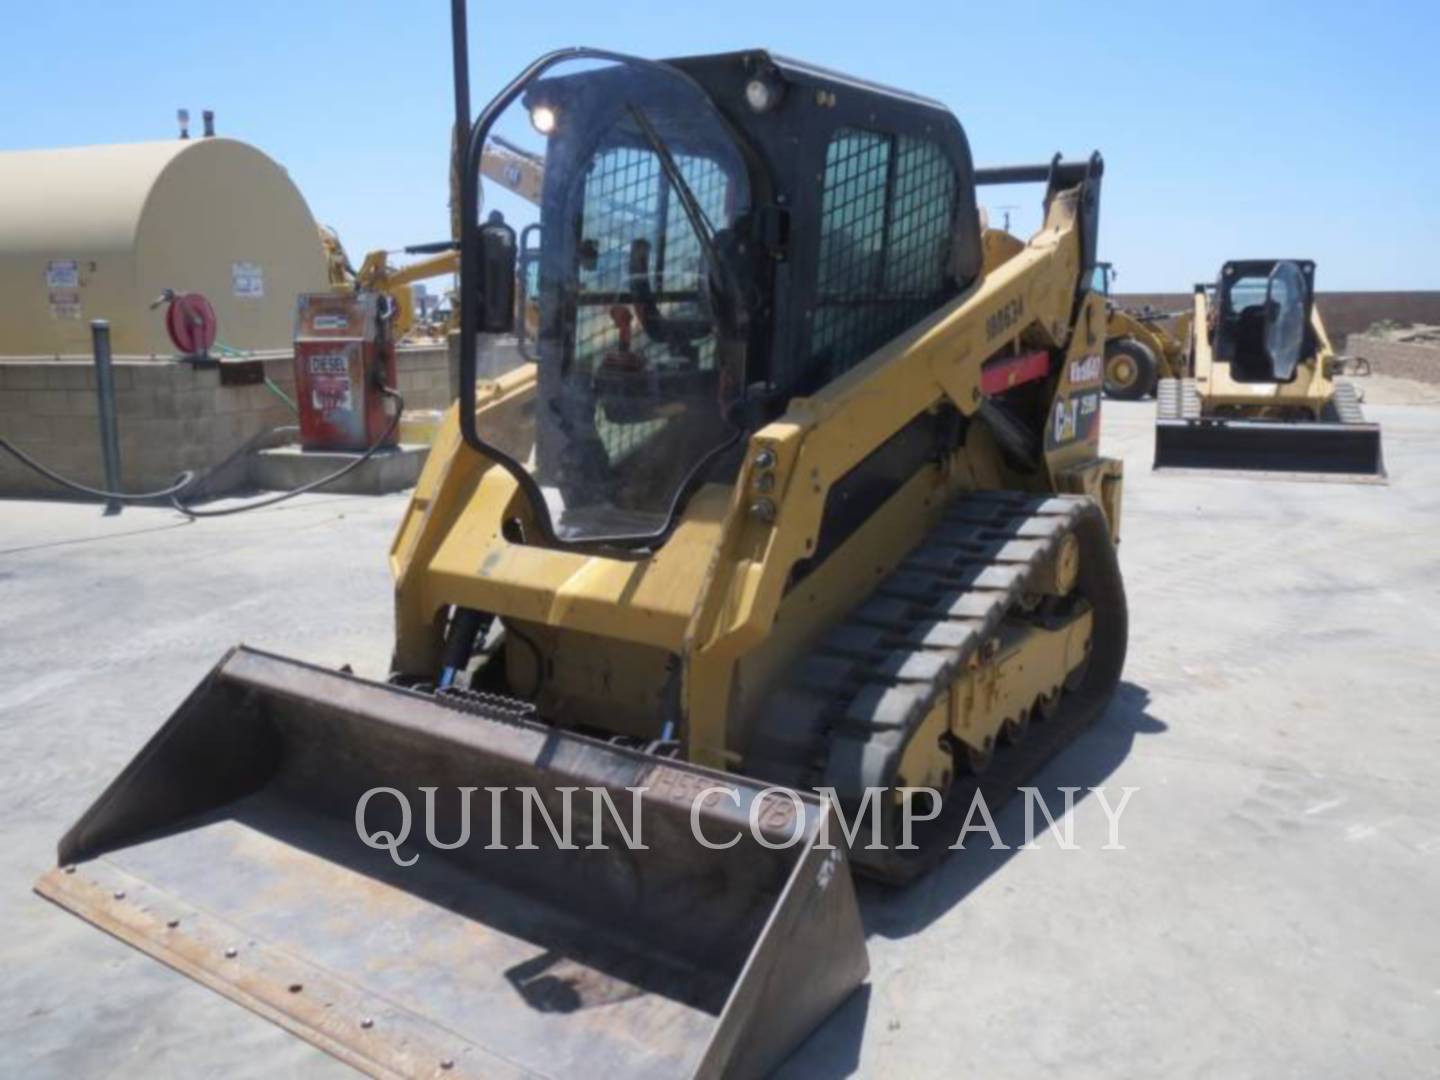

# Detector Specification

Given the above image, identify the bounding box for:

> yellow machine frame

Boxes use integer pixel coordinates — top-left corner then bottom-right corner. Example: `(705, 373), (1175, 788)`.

(1105, 306), (1187, 391)
(1190, 286), (1337, 417)
(1093, 261), (1187, 398)
(392, 186), (1121, 772)
(1155, 263), (1383, 477)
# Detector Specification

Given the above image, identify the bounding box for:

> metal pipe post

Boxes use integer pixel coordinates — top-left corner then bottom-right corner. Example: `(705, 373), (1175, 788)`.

(449, 0), (471, 242)
(90, 320), (123, 516)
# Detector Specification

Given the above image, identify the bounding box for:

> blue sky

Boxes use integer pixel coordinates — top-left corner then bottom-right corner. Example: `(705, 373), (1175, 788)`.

(4, 0), (1436, 290)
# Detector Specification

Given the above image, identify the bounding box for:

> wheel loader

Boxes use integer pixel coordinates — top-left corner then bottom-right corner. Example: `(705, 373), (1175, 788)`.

(1093, 262), (1187, 400)
(1155, 259), (1385, 477)
(37, 16), (1128, 1078)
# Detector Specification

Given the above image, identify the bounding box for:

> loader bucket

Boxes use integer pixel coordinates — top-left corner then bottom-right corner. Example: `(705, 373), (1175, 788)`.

(35, 647), (867, 1079)
(1154, 417), (1385, 478)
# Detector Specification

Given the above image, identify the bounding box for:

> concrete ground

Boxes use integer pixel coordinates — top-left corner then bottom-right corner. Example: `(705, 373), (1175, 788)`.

(2, 400), (1437, 1077)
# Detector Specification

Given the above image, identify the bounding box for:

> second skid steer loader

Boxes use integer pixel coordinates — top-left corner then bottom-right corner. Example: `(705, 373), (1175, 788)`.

(1155, 259), (1384, 477)
(39, 18), (1128, 1078)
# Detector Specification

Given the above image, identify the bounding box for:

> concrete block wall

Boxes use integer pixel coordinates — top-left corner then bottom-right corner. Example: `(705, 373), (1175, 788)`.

(1345, 335), (1440, 384)
(442, 334), (526, 405)
(0, 357), (298, 498)
(393, 344), (451, 411)
(1118, 291), (1440, 347)
(1, 344), (504, 499)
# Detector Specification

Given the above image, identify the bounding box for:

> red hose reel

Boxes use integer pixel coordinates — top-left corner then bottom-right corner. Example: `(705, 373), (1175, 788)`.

(163, 292), (218, 356)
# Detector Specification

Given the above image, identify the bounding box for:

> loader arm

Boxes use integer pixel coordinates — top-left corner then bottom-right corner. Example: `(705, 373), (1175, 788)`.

(351, 248), (460, 339)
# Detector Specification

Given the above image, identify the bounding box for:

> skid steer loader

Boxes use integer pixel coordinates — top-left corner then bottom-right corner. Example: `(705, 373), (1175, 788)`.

(38, 14), (1128, 1078)
(1155, 259), (1384, 477)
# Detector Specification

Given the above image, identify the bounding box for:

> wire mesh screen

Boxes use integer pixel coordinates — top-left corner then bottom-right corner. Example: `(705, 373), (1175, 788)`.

(812, 128), (956, 383)
(575, 146), (660, 378)
(572, 146), (729, 461)
(660, 159), (728, 316)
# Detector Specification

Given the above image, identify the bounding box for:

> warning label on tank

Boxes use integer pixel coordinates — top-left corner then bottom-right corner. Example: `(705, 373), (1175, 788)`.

(232, 261), (264, 298)
(48, 290), (82, 320)
(46, 260), (80, 288)
(311, 373), (353, 413)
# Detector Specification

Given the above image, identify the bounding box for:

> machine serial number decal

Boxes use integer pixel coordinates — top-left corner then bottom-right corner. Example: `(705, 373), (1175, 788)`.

(1069, 355), (1102, 384)
(986, 297), (1024, 340)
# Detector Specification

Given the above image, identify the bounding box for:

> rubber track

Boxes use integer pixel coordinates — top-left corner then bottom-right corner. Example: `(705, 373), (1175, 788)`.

(1330, 381), (1367, 424)
(1156, 377), (1201, 420)
(747, 491), (1128, 885)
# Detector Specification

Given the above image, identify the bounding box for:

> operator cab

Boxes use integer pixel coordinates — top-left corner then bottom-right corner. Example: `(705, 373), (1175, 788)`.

(1093, 261), (1114, 297)
(1213, 259), (1316, 383)
(460, 49), (983, 549)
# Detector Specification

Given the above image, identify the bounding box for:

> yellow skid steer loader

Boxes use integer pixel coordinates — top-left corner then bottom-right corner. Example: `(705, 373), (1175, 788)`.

(38, 9), (1127, 1076)
(1155, 259), (1384, 477)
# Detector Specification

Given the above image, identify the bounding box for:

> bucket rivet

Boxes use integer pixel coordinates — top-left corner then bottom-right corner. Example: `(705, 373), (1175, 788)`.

(440, 1060), (454, 1071)
(288, 983), (303, 994)
(113, 890), (126, 900)
(360, 1018), (374, 1029)
(166, 918), (180, 929)
(64, 865), (77, 874)
(224, 947), (238, 959)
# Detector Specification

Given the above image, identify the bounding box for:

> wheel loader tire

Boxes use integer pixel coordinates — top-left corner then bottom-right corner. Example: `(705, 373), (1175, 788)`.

(1104, 338), (1157, 400)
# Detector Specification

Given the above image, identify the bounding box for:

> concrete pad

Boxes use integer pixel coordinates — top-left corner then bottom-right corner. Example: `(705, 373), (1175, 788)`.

(1, 402), (1438, 1077)
(248, 442), (428, 495)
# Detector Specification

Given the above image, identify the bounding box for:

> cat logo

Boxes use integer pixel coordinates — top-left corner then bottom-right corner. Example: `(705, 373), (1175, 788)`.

(1053, 397), (1078, 443)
